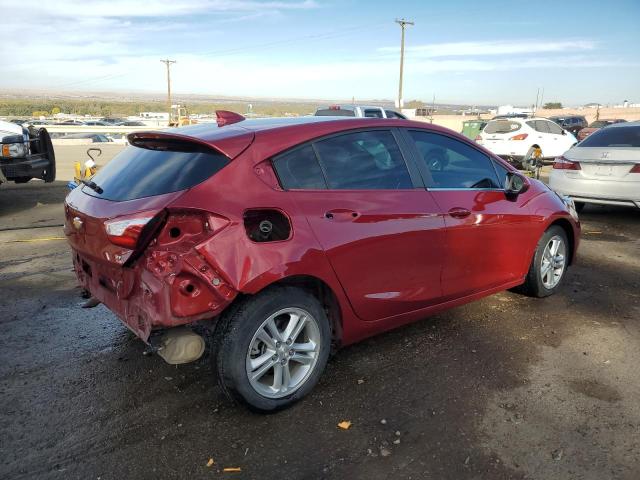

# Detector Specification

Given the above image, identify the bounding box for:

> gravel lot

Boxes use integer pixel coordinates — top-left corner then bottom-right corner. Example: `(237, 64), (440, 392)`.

(1, 180), (638, 479)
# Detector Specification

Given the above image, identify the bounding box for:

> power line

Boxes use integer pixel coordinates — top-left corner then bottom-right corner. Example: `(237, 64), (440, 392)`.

(20, 23), (388, 92)
(196, 22), (386, 58)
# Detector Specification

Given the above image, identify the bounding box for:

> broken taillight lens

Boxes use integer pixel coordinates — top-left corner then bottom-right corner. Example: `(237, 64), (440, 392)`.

(105, 216), (154, 249)
(553, 156), (581, 170)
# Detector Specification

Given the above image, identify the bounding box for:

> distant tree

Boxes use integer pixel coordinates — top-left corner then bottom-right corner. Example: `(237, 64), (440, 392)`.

(543, 102), (562, 109)
(51, 107), (61, 115)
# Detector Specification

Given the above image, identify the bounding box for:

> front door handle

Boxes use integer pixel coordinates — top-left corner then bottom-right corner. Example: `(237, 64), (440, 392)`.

(325, 209), (360, 221)
(448, 207), (471, 219)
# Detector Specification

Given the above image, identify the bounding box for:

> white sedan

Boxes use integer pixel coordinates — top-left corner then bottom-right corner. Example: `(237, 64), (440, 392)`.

(549, 122), (640, 211)
(478, 117), (577, 166)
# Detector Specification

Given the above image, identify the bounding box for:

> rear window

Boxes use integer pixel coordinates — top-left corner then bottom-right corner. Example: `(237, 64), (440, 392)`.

(484, 120), (521, 134)
(579, 126), (640, 148)
(83, 140), (228, 201)
(315, 109), (355, 117)
(364, 109), (384, 118)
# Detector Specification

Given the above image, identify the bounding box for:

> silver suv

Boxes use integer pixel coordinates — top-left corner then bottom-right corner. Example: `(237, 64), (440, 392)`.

(314, 105), (406, 119)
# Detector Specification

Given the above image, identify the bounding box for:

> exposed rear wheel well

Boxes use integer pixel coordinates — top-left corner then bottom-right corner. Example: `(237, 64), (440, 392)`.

(268, 275), (343, 349)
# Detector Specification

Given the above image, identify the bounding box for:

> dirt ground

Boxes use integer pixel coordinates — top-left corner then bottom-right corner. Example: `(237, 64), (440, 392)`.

(1, 180), (638, 480)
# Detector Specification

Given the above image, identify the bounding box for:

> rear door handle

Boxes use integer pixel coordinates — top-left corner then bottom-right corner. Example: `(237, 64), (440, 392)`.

(325, 209), (360, 221)
(448, 207), (471, 219)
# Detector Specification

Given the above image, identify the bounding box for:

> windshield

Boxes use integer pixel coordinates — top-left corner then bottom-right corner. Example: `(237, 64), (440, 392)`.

(83, 140), (229, 201)
(484, 120), (521, 134)
(579, 126), (640, 148)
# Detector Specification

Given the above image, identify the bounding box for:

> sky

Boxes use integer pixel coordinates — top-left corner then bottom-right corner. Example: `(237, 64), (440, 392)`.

(1, 0), (639, 106)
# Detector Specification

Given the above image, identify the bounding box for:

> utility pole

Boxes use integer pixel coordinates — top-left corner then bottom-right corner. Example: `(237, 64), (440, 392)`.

(160, 59), (176, 118)
(395, 18), (414, 109)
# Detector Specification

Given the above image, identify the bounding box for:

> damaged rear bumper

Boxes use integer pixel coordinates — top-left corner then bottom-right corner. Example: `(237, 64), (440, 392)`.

(71, 248), (238, 342)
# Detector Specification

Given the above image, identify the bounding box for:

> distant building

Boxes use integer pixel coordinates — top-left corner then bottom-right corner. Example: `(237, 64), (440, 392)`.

(140, 112), (169, 119)
(613, 100), (640, 108)
(401, 107), (434, 117)
(497, 105), (533, 115)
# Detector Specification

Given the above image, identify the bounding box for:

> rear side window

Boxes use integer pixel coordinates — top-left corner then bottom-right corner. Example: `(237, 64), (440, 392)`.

(272, 145), (327, 190)
(546, 121), (565, 135)
(314, 130), (413, 189)
(528, 120), (554, 133)
(385, 110), (405, 119)
(579, 126), (640, 147)
(315, 109), (355, 117)
(409, 131), (501, 189)
(84, 141), (228, 201)
(484, 120), (521, 134)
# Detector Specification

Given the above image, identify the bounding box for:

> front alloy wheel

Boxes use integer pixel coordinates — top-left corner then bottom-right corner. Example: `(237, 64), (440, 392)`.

(518, 225), (570, 297)
(540, 235), (566, 289)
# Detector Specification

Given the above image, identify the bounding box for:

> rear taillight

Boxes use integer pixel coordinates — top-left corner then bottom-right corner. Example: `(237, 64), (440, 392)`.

(475, 134), (482, 141)
(553, 156), (581, 170)
(105, 216), (154, 249)
(509, 133), (528, 141)
(630, 164), (640, 173)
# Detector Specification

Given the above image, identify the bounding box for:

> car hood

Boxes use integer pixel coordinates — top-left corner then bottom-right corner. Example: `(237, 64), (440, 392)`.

(0, 120), (24, 141)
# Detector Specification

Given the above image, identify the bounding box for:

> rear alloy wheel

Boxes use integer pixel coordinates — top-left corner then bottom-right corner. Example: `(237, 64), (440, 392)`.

(214, 286), (330, 412)
(246, 307), (321, 399)
(518, 225), (569, 297)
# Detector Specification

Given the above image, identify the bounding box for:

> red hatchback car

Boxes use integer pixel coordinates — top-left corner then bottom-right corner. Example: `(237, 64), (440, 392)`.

(64, 113), (580, 411)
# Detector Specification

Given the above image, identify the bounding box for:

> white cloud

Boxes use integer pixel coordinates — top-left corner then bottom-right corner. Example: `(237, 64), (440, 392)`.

(378, 39), (597, 57)
(7, 0), (318, 18)
(0, 1), (633, 103)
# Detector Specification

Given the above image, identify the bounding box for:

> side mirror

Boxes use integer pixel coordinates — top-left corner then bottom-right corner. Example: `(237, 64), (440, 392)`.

(505, 172), (529, 199)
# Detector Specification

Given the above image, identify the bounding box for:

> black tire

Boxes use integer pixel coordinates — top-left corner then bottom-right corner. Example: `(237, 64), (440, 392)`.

(574, 202), (585, 213)
(518, 225), (569, 298)
(13, 177), (31, 184)
(38, 129), (56, 183)
(213, 286), (331, 412)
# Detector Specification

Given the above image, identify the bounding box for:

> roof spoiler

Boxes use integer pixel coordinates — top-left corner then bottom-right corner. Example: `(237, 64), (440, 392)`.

(216, 110), (245, 127)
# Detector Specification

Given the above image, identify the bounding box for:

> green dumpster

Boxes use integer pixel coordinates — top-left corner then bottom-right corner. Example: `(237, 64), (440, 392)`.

(461, 120), (487, 141)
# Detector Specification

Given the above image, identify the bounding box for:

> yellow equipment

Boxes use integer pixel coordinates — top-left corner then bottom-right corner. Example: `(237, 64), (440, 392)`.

(169, 105), (197, 127)
(73, 148), (100, 184)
